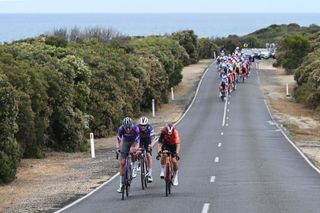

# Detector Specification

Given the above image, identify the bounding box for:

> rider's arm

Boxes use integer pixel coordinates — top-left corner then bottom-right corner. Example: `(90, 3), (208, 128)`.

(134, 126), (140, 150)
(157, 133), (164, 154)
(176, 143), (181, 156)
(150, 126), (156, 148)
(174, 130), (180, 155)
(116, 127), (123, 151)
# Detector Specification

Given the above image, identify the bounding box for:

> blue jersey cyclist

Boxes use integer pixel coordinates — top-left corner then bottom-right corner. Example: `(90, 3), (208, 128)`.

(137, 116), (156, 183)
(115, 117), (140, 193)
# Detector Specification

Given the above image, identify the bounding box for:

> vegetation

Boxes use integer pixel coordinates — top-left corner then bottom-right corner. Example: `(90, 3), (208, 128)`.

(274, 34), (311, 74)
(0, 28), (217, 183)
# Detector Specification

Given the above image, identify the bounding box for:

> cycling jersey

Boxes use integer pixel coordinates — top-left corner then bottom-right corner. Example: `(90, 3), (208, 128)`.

(159, 128), (180, 145)
(220, 81), (226, 90)
(139, 124), (155, 146)
(117, 125), (140, 144)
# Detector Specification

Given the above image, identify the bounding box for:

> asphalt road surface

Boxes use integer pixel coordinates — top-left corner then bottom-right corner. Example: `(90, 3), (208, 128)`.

(58, 63), (320, 213)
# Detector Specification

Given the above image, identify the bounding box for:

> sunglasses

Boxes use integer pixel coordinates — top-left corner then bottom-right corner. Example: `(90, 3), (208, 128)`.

(140, 125), (147, 127)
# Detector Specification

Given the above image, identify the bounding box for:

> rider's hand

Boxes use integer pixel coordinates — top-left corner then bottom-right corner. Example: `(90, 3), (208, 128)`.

(175, 153), (180, 161)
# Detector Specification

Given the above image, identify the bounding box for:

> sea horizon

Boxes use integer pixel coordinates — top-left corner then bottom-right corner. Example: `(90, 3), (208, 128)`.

(1, 13), (320, 42)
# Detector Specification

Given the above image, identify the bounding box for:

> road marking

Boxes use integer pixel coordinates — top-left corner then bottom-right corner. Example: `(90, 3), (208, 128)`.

(218, 143), (222, 147)
(267, 120), (276, 125)
(210, 176), (216, 183)
(227, 117), (229, 120)
(222, 94), (228, 126)
(264, 99), (320, 175)
(226, 123), (229, 127)
(256, 69), (261, 84)
(221, 132), (224, 135)
(228, 102), (230, 105)
(201, 203), (210, 213)
(227, 109), (230, 112)
(215, 157), (219, 163)
(55, 62), (217, 213)
(55, 172), (119, 213)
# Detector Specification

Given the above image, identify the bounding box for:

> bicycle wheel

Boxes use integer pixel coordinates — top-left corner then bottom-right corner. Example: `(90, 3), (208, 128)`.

(126, 165), (131, 197)
(165, 165), (170, 197)
(140, 157), (145, 190)
(121, 178), (125, 200)
(144, 157), (148, 188)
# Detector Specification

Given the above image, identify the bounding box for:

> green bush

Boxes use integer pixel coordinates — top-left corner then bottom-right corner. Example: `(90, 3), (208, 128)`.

(276, 34), (310, 74)
(198, 38), (218, 59)
(171, 30), (199, 64)
(293, 48), (320, 109)
(0, 75), (20, 184)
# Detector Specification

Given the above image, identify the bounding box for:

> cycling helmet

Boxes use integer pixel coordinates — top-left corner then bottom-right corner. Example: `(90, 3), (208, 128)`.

(122, 117), (133, 129)
(139, 116), (149, 125)
(166, 123), (175, 135)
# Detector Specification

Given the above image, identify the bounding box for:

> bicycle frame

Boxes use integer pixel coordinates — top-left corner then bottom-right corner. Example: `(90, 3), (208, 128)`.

(119, 153), (132, 200)
(138, 148), (148, 190)
(162, 150), (173, 197)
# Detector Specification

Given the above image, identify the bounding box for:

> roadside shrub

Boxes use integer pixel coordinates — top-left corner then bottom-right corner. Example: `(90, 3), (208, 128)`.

(0, 76), (20, 184)
(171, 30), (198, 64)
(198, 38), (218, 59)
(275, 34), (310, 74)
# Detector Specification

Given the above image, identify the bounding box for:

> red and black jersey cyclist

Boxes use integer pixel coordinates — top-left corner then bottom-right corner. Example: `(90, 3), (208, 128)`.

(137, 116), (156, 183)
(157, 123), (180, 186)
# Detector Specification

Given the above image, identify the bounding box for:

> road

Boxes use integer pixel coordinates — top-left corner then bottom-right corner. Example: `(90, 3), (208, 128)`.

(58, 63), (320, 213)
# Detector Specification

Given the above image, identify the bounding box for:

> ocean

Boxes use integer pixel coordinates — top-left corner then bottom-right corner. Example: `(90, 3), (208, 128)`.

(0, 13), (320, 42)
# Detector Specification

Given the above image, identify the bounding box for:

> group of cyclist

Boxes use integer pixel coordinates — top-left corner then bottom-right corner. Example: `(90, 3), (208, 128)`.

(115, 116), (180, 193)
(217, 47), (252, 100)
(114, 47), (252, 194)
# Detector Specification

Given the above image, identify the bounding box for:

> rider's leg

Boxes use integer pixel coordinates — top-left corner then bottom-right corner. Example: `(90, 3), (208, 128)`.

(159, 154), (166, 178)
(130, 146), (138, 177)
(147, 152), (152, 175)
(172, 157), (179, 186)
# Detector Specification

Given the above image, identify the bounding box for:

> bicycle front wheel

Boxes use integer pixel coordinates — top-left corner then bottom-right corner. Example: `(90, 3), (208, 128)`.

(165, 165), (170, 197)
(140, 158), (145, 190)
(144, 157), (148, 188)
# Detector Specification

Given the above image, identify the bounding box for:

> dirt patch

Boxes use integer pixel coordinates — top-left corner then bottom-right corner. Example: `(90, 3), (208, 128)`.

(0, 59), (213, 213)
(257, 59), (320, 169)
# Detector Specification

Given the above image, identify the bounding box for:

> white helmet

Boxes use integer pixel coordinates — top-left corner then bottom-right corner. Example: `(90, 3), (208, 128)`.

(139, 116), (149, 125)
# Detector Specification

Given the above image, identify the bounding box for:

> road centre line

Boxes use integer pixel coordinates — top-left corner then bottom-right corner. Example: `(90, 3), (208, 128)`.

(210, 176), (216, 183)
(55, 59), (217, 213)
(215, 157), (219, 163)
(218, 143), (222, 147)
(222, 94), (228, 126)
(201, 203), (210, 213)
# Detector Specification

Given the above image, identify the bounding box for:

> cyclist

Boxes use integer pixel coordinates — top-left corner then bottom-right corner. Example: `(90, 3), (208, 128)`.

(137, 116), (156, 182)
(157, 123), (180, 186)
(115, 117), (140, 193)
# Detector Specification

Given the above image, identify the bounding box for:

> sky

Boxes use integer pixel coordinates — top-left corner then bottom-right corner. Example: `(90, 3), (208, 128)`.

(0, 0), (320, 13)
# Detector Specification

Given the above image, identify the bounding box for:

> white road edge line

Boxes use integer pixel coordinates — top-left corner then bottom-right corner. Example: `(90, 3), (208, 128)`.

(55, 62), (215, 213)
(210, 176), (216, 183)
(264, 99), (320, 175)
(201, 203), (210, 213)
(55, 172), (119, 213)
(222, 94), (228, 126)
